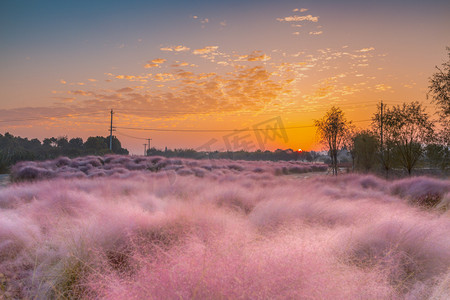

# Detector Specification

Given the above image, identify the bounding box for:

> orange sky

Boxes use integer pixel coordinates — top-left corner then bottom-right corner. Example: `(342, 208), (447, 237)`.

(1, 0), (449, 154)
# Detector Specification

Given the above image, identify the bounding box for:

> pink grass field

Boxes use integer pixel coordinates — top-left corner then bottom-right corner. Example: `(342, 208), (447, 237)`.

(1, 156), (449, 299)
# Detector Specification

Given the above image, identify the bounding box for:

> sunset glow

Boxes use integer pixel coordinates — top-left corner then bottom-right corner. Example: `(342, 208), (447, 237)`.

(1, 0), (449, 154)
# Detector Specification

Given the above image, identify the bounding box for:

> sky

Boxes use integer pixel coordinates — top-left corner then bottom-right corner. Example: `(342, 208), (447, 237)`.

(1, 0), (449, 154)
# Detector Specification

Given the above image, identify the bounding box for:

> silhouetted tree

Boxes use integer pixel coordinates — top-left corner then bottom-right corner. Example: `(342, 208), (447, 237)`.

(315, 106), (352, 175)
(428, 47), (450, 164)
(378, 102), (434, 175)
(352, 130), (379, 172)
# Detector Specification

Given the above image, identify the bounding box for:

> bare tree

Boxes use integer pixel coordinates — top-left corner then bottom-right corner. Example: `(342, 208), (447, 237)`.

(315, 106), (352, 176)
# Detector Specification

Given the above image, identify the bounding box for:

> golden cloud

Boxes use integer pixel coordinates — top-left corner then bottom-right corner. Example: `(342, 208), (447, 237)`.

(277, 15), (319, 22)
(151, 58), (167, 64)
(160, 45), (190, 52)
(358, 47), (375, 52)
(247, 51), (271, 62)
(193, 46), (219, 55)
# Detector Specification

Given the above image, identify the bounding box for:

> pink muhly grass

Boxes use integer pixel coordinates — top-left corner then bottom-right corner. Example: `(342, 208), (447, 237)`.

(0, 159), (449, 299)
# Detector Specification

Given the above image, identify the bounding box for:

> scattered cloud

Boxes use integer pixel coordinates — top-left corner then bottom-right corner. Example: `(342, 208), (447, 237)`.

(193, 46), (219, 55)
(358, 47), (375, 52)
(191, 15), (209, 27)
(88, 79), (97, 82)
(117, 87), (134, 93)
(151, 58), (167, 64)
(375, 84), (392, 91)
(293, 8), (308, 13)
(60, 79), (67, 84)
(235, 51), (271, 62)
(160, 45), (190, 52)
(309, 31), (323, 35)
(144, 58), (167, 68)
(31, 45), (382, 127)
(277, 15), (319, 22)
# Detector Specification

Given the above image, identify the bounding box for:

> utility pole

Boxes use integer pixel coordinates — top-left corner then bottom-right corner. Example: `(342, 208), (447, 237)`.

(109, 109), (114, 151)
(380, 100), (383, 152)
(147, 138), (152, 152)
(143, 144), (147, 156)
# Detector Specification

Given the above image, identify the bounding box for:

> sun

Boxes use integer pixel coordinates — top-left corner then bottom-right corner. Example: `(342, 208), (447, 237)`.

(297, 148), (302, 153)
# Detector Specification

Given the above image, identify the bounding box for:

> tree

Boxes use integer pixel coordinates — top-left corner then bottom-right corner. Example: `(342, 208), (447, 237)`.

(425, 143), (449, 171)
(372, 104), (396, 177)
(377, 102), (434, 175)
(352, 130), (379, 172)
(428, 47), (450, 161)
(428, 47), (450, 118)
(315, 106), (352, 175)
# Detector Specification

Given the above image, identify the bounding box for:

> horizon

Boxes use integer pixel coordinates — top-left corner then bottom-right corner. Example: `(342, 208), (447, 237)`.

(1, 0), (449, 155)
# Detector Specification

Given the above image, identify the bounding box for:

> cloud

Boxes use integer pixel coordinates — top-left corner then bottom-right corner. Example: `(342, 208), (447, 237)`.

(277, 15), (319, 22)
(171, 62), (190, 67)
(117, 87), (134, 93)
(151, 58), (167, 64)
(193, 46), (219, 55)
(144, 58), (167, 68)
(235, 51), (271, 62)
(51, 97), (76, 103)
(67, 90), (93, 96)
(43, 45), (382, 125)
(358, 47), (375, 52)
(293, 8), (308, 12)
(375, 84), (392, 91)
(88, 79), (97, 82)
(160, 45), (190, 52)
(247, 51), (271, 62)
(144, 63), (159, 68)
(191, 15), (209, 26)
(60, 79), (67, 84)
(309, 31), (323, 35)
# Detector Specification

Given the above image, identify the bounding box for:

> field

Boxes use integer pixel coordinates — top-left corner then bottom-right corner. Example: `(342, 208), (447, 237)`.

(1, 155), (449, 299)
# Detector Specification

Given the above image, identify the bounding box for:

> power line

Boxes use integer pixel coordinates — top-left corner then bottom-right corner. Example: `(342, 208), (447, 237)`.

(0, 110), (106, 123)
(115, 131), (149, 140)
(115, 119), (372, 133)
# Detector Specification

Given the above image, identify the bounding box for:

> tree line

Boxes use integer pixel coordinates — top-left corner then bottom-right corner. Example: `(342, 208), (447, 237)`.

(315, 48), (449, 176)
(0, 135), (128, 172)
(146, 147), (324, 162)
